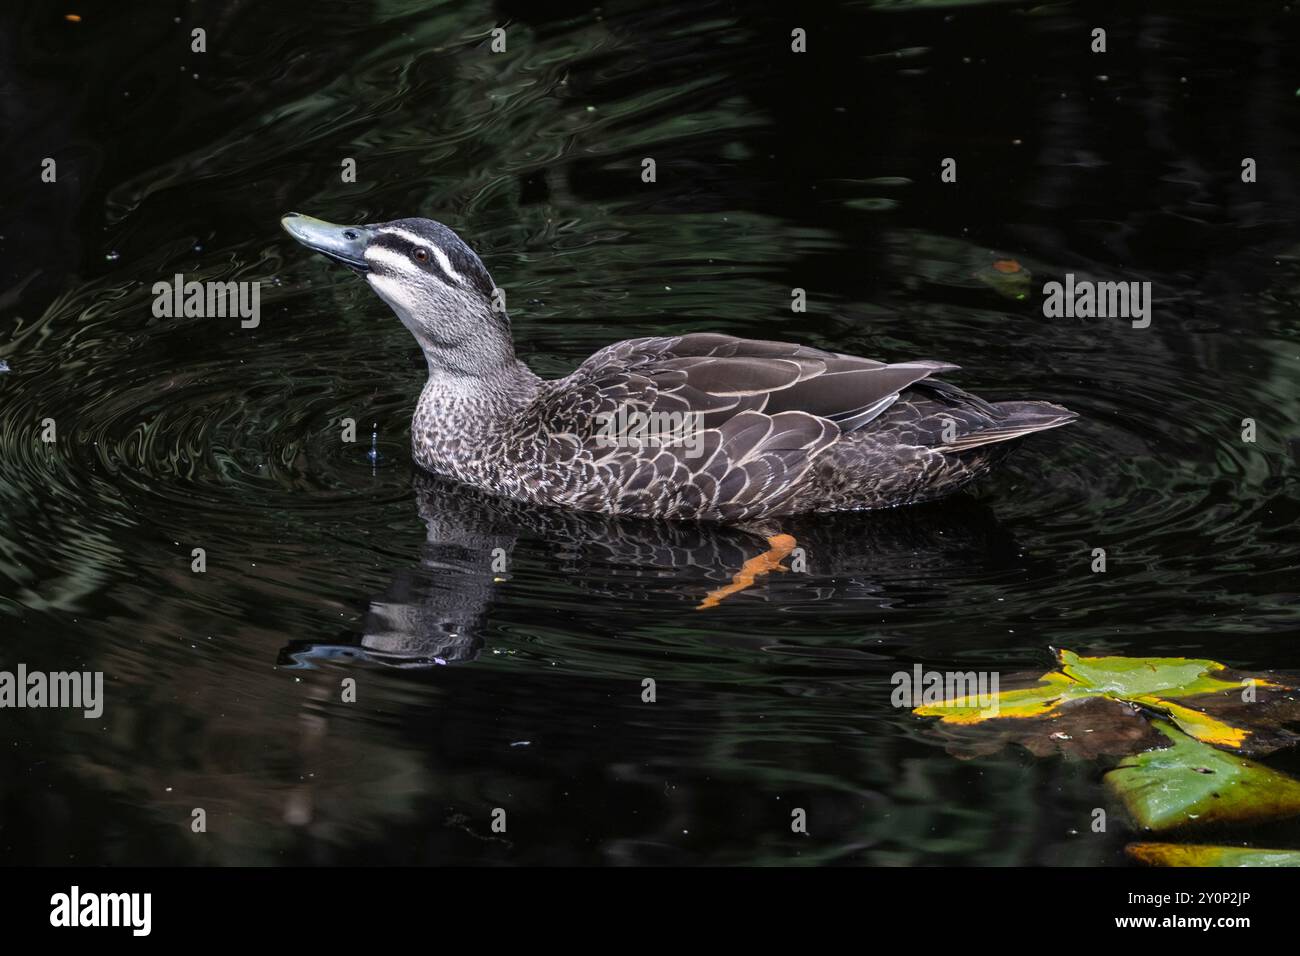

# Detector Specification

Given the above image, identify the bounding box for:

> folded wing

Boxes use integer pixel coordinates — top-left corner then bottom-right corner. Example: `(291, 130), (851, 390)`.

(534, 332), (961, 518)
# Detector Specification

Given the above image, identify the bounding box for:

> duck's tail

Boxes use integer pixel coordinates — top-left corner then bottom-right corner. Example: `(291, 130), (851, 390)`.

(933, 401), (1078, 453)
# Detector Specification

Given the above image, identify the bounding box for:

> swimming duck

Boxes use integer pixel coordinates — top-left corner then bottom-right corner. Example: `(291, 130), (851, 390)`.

(281, 213), (1076, 526)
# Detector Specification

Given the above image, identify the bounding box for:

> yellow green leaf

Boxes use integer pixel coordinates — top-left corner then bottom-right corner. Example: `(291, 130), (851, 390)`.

(1105, 721), (1300, 831)
(1056, 648), (1247, 699)
(913, 670), (1085, 723)
(1139, 697), (1251, 749)
(914, 648), (1288, 754)
(1128, 842), (1300, 867)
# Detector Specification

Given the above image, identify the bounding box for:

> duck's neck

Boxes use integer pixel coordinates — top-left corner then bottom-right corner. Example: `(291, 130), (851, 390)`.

(419, 356), (540, 411)
(412, 316), (540, 407)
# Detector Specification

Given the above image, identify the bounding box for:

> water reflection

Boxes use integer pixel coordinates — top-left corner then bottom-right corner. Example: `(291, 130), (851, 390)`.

(280, 473), (1026, 671)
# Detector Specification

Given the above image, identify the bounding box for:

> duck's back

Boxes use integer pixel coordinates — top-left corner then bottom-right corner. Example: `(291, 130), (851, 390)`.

(423, 333), (1075, 522)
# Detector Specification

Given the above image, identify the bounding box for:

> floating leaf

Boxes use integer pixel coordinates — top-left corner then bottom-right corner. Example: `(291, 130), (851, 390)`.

(914, 668), (1086, 724)
(1156, 700), (1248, 749)
(914, 648), (1300, 756)
(975, 257), (1032, 299)
(1054, 649), (1244, 699)
(1105, 721), (1300, 831)
(1127, 842), (1300, 867)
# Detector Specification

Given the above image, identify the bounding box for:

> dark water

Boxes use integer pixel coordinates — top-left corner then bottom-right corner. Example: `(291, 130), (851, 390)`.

(1, 0), (1298, 865)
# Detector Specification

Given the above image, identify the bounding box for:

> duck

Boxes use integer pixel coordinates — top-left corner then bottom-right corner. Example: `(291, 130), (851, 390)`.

(280, 213), (1076, 530)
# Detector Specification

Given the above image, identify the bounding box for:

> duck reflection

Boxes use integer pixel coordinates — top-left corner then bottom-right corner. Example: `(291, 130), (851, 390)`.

(279, 473), (1022, 669)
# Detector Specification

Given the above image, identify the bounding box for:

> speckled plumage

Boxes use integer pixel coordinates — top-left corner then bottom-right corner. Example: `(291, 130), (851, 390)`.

(408, 331), (1076, 521)
(282, 213), (1077, 522)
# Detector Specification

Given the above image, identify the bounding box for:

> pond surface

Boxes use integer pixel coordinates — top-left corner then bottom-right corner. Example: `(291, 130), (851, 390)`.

(0, 0), (1297, 864)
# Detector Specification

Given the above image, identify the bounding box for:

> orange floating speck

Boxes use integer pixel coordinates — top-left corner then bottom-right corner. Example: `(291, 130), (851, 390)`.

(992, 259), (1021, 273)
(64, 13), (82, 21)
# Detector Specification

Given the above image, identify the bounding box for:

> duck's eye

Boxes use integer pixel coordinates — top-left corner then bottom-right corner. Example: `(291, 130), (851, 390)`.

(413, 248), (429, 263)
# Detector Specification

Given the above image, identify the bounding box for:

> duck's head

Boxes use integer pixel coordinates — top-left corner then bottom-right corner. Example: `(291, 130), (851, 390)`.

(281, 213), (514, 374)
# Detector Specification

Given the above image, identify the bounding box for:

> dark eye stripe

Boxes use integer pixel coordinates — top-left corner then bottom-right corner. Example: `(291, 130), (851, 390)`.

(372, 226), (495, 296)
(372, 234), (459, 285)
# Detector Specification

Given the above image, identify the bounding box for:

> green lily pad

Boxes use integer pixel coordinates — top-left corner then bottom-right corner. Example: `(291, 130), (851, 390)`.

(1128, 842), (1300, 867)
(1056, 649), (1241, 699)
(915, 648), (1300, 755)
(1105, 721), (1300, 832)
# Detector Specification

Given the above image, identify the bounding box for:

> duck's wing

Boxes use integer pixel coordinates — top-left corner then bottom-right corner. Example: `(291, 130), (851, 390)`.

(534, 333), (957, 518)
(560, 332), (957, 432)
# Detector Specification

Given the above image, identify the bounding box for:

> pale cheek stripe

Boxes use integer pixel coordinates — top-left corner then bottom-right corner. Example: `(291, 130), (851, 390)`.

(365, 245), (419, 273)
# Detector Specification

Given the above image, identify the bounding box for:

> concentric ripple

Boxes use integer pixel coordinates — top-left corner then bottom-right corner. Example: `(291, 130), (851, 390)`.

(1, 0), (1298, 866)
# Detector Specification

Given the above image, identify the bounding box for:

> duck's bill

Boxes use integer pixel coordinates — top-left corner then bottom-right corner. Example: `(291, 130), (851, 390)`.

(280, 213), (372, 272)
